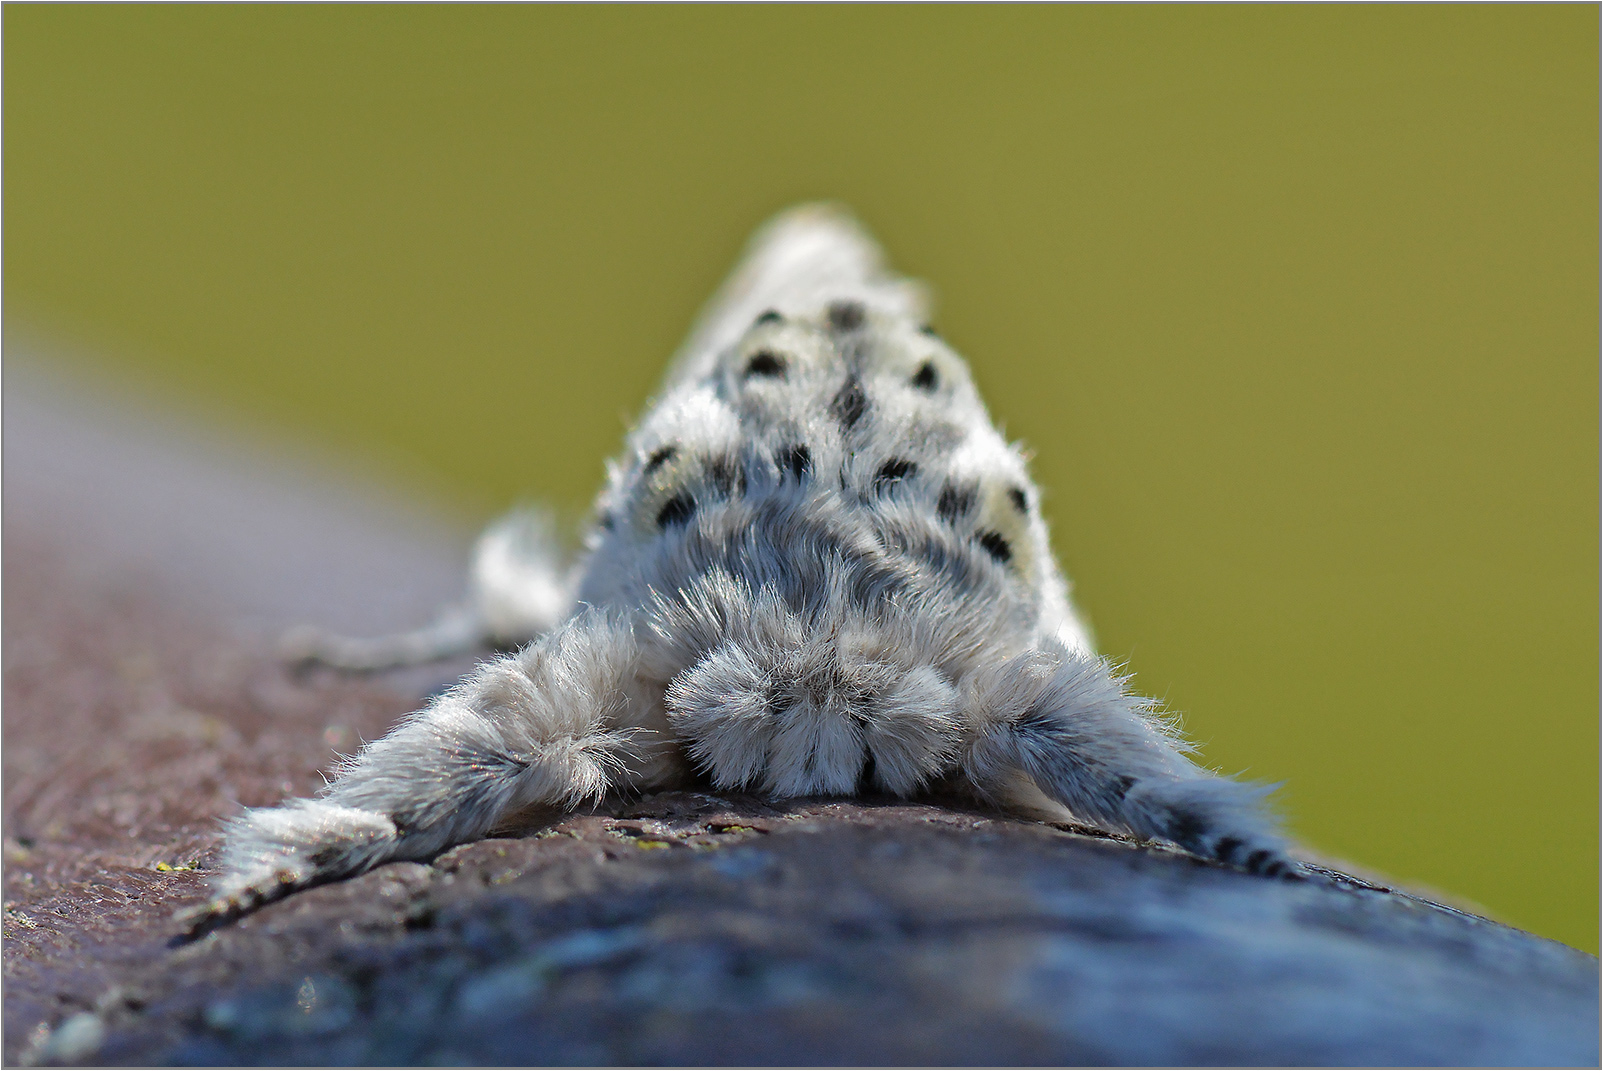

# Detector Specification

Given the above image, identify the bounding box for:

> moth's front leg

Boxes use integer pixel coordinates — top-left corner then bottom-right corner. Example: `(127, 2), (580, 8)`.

(961, 639), (1299, 877)
(187, 610), (652, 935)
(281, 507), (574, 671)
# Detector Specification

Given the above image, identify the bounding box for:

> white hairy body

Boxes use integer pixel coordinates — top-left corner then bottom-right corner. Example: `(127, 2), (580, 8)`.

(199, 206), (1295, 931)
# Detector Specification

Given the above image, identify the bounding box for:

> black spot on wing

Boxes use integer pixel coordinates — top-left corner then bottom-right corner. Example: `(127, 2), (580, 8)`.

(598, 511), (615, 531)
(831, 375), (868, 429)
(744, 351), (787, 379)
(827, 299), (865, 331)
(873, 458), (917, 495)
(977, 531), (1012, 564)
(1007, 485), (1030, 513)
(656, 493), (696, 529)
(936, 483), (977, 523)
(754, 309), (784, 325)
(1166, 808), (1207, 851)
(1213, 837), (1244, 864)
(308, 846), (343, 869)
(911, 361), (939, 391)
(707, 456), (743, 498)
(643, 445), (677, 476)
(1014, 706), (1057, 737)
(777, 444), (812, 480)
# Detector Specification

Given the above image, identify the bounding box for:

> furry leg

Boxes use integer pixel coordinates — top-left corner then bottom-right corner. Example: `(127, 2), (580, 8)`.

(279, 605), (485, 671)
(188, 610), (644, 935)
(280, 507), (574, 671)
(961, 639), (1298, 877)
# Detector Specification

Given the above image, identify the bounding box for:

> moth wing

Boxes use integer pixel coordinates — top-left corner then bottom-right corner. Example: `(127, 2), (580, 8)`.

(662, 202), (931, 388)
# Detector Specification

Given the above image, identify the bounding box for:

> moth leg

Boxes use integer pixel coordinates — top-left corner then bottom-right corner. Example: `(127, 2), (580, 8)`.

(188, 610), (648, 935)
(281, 507), (575, 671)
(279, 605), (485, 672)
(960, 639), (1299, 878)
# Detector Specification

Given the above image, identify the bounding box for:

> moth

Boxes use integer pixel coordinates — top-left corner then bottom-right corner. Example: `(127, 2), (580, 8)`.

(192, 205), (1295, 932)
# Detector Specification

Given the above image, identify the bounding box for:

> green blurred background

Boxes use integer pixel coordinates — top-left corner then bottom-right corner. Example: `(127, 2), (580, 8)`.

(6, 7), (1597, 950)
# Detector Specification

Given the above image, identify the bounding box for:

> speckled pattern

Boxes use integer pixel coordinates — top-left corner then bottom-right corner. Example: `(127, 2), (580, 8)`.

(4, 373), (1597, 1066)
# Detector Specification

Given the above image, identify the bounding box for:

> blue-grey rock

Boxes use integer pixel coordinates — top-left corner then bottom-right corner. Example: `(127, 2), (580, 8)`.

(6, 358), (1596, 1067)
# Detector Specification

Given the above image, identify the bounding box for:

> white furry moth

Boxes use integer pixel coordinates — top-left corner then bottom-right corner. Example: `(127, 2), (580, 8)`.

(193, 205), (1295, 933)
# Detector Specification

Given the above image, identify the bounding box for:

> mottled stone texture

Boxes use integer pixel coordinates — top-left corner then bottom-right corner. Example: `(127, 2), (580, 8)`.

(4, 368), (1597, 1066)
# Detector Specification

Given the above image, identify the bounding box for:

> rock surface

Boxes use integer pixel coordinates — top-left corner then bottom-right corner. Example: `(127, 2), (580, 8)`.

(5, 365), (1598, 1066)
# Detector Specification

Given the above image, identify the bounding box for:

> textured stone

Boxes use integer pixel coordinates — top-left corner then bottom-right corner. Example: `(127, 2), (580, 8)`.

(5, 366), (1597, 1066)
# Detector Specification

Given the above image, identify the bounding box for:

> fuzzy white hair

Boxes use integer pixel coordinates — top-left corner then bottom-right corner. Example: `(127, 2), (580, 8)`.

(197, 205), (1295, 933)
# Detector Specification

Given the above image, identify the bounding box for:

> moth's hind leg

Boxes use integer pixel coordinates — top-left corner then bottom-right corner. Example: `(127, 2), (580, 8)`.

(281, 507), (575, 671)
(960, 640), (1299, 878)
(188, 610), (650, 936)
